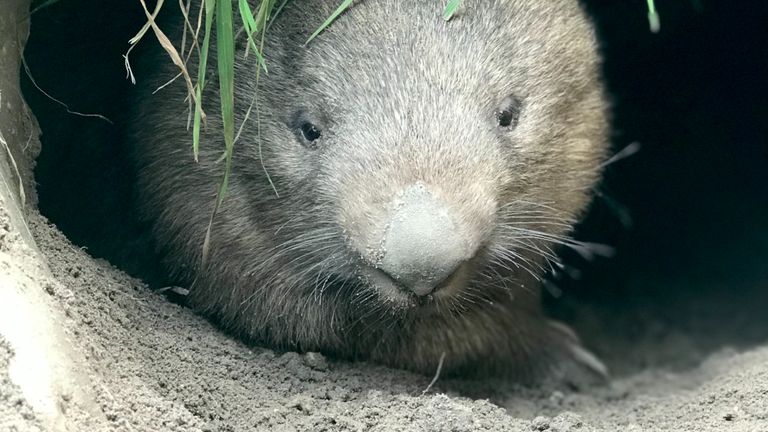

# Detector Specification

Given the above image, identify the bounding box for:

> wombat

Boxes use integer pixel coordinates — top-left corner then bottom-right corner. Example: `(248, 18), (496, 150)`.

(129, 0), (609, 383)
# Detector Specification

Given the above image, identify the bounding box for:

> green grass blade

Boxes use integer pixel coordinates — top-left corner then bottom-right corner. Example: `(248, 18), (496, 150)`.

(238, 0), (268, 72)
(306, 0), (353, 44)
(443, 0), (461, 21)
(215, 0), (236, 208)
(193, 0), (216, 162)
(239, 0), (258, 32)
(254, 0), (276, 67)
(646, 0), (661, 33)
(203, 0), (237, 263)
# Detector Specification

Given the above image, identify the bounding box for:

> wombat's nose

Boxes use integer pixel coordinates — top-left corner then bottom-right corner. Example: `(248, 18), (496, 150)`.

(378, 184), (472, 296)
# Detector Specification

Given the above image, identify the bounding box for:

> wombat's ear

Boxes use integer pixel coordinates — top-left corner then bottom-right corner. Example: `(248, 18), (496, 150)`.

(495, 95), (523, 130)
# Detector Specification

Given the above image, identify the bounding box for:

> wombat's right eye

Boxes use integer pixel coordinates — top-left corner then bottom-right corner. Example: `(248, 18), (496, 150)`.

(495, 95), (522, 130)
(290, 110), (324, 147)
(299, 122), (322, 143)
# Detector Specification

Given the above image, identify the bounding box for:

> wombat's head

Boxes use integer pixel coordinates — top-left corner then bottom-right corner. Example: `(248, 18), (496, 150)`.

(136, 0), (608, 338)
(223, 0), (610, 313)
(225, 0), (606, 306)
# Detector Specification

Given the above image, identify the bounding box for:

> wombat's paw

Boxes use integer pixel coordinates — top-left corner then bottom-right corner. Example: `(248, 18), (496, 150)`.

(540, 320), (609, 389)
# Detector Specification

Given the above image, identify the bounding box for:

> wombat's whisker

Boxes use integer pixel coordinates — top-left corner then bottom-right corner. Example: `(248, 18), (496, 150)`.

(504, 200), (568, 214)
(488, 266), (535, 297)
(239, 242), (340, 310)
(276, 248), (343, 296)
(508, 241), (561, 270)
(518, 229), (612, 261)
(490, 244), (548, 276)
(598, 141), (641, 169)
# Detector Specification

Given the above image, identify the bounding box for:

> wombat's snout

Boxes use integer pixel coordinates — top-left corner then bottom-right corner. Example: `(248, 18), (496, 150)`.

(377, 184), (475, 297)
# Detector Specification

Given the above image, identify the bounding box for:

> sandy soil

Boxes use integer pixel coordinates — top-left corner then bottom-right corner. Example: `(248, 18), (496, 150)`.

(0, 207), (765, 431)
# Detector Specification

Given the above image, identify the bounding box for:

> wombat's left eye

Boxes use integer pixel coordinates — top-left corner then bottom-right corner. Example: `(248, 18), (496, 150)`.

(300, 122), (322, 142)
(495, 95), (522, 129)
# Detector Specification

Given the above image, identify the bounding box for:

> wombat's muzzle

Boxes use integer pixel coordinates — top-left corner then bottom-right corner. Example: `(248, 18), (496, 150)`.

(376, 183), (475, 296)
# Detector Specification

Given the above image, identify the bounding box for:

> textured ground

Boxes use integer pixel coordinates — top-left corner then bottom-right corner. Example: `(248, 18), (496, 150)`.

(1, 208), (766, 431)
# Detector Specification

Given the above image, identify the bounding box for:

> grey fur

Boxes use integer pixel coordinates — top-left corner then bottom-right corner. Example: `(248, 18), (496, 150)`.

(129, 0), (609, 383)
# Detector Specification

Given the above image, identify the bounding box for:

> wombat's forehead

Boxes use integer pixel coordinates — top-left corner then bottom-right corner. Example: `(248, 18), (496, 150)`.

(267, 0), (596, 100)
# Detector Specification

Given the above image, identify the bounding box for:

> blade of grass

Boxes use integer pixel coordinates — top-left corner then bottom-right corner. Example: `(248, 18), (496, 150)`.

(128, 0), (163, 47)
(193, 0), (216, 162)
(238, 0), (269, 72)
(215, 0), (236, 209)
(202, 0), (237, 263)
(306, 0), (353, 44)
(178, 0), (200, 59)
(443, 0), (461, 21)
(255, 0), (279, 196)
(233, 0), (280, 197)
(130, 0), (199, 124)
(646, 0), (661, 33)
(152, 0), (202, 95)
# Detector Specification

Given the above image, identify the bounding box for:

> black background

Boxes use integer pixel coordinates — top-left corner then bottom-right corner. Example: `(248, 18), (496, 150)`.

(550, 0), (768, 371)
(571, 0), (767, 296)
